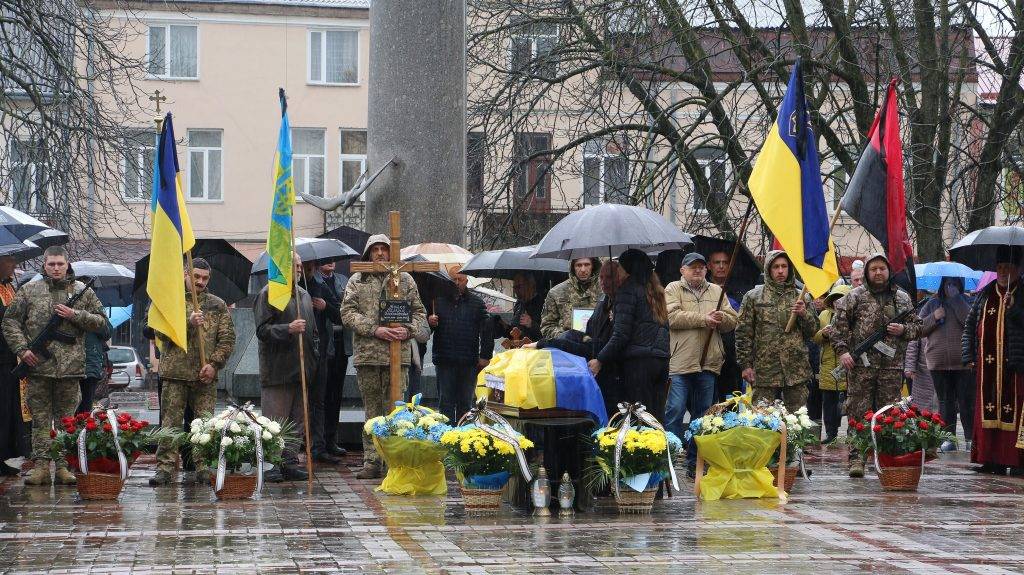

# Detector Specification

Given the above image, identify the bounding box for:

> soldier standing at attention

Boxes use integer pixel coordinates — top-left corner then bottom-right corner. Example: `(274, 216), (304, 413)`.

(2, 246), (106, 486)
(832, 253), (920, 477)
(540, 258), (602, 339)
(149, 258), (236, 486)
(340, 235), (427, 480)
(735, 250), (819, 412)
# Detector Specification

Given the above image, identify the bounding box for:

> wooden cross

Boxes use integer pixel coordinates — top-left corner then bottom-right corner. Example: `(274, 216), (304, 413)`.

(500, 327), (533, 350)
(349, 211), (440, 402)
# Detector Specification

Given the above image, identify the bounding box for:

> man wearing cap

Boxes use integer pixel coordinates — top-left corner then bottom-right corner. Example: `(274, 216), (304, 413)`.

(340, 235), (427, 479)
(832, 253), (921, 477)
(664, 253), (737, 477)
(962, 245), (1024, 474)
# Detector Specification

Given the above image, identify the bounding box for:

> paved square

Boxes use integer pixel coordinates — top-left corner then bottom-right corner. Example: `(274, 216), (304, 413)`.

(1, 447), (1023, 574)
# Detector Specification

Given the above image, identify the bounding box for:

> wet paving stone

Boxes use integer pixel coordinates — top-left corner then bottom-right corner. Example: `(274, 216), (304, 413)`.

(2, 446), (1024, 574)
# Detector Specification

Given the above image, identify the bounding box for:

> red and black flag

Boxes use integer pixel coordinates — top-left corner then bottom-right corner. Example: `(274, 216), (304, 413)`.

(840, 79), (917, 297)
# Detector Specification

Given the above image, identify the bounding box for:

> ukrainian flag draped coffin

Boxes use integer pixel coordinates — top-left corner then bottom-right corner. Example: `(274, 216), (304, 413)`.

(146, 113), (196, 350)
(747, 59), (838, 298)
(476, 348), (608, 427)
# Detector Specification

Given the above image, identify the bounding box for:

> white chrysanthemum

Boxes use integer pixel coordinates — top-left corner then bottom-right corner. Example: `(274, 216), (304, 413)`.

(799, 415), (813, 427)
(189, 433), (200, 444)
(213, 419), (227, 430)
(262, 430), (273, 441)
(256, 416), (271, 426)
(785, 414), (798, 425)
(221, 436), (233, 447)
(267, 422), (282, 434)
(236, 412), (248, 422)
(230, 422), (242, 433)
(199, 433), (211, 445)
(796, 406), (808, 415)
(190, 418), (203, 429)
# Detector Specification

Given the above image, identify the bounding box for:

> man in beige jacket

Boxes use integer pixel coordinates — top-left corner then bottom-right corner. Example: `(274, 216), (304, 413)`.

(664, 253), (738, 476)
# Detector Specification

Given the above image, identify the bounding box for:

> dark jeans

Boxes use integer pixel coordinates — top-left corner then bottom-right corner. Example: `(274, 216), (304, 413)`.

(308, 356), (328, 455)
(77, 377), (100, 415)
(324, 353), (349, 448)
(437, 364), (478, 424)
(665, 371), (716, 470)
(806, 379), (823, 423)
(931, 369), (975, 442)
(821, 390), (844, 442)
(405, 364), (422, 402)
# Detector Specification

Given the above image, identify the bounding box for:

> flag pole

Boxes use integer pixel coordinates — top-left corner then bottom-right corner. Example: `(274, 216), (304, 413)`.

(784, 206), (844, 332)
(698, 201), (755, 367)
(184, 252), (208, 368)
(292, 214), (315, 495)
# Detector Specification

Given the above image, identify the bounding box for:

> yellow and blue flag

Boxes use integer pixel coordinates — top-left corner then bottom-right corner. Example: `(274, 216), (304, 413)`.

(748, 59), (838, 298)
(267, 89), (295, 311)
(146, 112), (196, 350)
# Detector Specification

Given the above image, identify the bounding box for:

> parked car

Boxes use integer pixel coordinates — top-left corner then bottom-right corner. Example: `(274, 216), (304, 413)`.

(107, 345), (147, 389)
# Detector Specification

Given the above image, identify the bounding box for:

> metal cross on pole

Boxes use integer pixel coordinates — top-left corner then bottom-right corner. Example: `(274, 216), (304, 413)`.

(349, 211), (439, 402)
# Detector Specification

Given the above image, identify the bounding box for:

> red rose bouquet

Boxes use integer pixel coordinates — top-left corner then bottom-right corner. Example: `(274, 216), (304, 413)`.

(50, 410), (166, 474)
(848, 400), (954, 467)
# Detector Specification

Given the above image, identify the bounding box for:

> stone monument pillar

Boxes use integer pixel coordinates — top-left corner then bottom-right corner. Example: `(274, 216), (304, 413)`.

(366, 0), (466, 245)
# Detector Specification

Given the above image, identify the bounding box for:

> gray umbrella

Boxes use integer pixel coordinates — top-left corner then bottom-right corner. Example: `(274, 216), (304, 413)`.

(949, 225), (1024, 270)
(531, 203), (693, 260)
(0, 206), (52, 241)
(250, 237), (359, 274)
(22, 261), (135, 307)
(25, 228), (69, 249)
(0, 240), (42, 262)
(461, 245), (567, 279)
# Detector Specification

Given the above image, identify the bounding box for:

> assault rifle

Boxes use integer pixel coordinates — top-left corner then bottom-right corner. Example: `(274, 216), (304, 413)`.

(12, 278), (96, 379)
(830, 298), (927, 381)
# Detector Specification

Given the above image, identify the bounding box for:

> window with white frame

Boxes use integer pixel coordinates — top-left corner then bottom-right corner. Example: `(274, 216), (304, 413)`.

(187, 129), (222, 200)
(123, 131), (156, 201)
(293, 128), (326, 197)
(308, 30), (359, 85)
(147, 24), (198, 79)
(509, 19), (558, 79)
(8, 139), (50, 215)
(513, 132), (553, 208)
(694, 155), (727, 212)
(339, 129), (367, 195)
(582, 138), (629, 205)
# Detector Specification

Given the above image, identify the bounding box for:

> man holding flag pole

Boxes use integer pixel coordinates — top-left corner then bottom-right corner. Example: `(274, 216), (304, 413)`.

(254, 89), (316, 487)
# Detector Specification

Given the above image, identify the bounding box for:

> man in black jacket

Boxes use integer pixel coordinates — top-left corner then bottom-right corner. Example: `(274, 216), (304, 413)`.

(318, 261), (351, 458)
(429, 266), (492, 423)
(301, 261), (343, 464)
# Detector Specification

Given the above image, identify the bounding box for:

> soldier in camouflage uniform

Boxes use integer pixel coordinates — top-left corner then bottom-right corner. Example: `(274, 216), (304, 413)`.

(735, 250), (819, 412)
(340, 234), (428, 479)
(2, 247), (106, 486)
(540, 258), (602, 340)
(148, 258), (236, 486)
(832, 253), (921, 477)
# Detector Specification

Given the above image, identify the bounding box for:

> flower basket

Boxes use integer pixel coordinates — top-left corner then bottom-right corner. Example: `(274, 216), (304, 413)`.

(183, 404), (294, 499)
(212, 473), (258, 500)
(76, 471), (124, 501)
(688, 395), (784, 501)
(365, 395), (452, 496)
(770, 466), (800, 493)
(459, 471), (510, 515)
(848, 399), (953, 493)
(615, 485), (658, 514)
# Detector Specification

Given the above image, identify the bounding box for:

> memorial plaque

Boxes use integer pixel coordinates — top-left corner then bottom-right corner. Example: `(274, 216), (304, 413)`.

(379, 299), (412, 324)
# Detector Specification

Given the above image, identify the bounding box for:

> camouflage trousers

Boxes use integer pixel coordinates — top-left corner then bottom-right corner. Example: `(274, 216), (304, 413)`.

(752, 383), (809, 414)
(356, 365), (408, 466)
(845, 367), (904, 428)
(156, 378), (216, 473)
(25, 376), (80, 464)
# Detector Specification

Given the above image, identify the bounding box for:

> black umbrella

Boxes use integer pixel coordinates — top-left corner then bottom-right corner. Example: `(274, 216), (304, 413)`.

(532, 203), (693, 260)
(250, 237), (359, 274)
(319, 225), (371, 278)
(949, 226), (1024, 271)
(22, 261), (135, 307)
(0, 206), (52, 241)
(135, 239), (253, 306)
(462, 245), (568, 280)
(25, 228), (69, 249)
(0, 225), (43, 262)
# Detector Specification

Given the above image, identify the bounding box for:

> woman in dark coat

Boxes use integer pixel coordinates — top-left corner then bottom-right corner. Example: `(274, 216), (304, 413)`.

(0, 255), (26, 475)
(592, 249), (671, 420)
